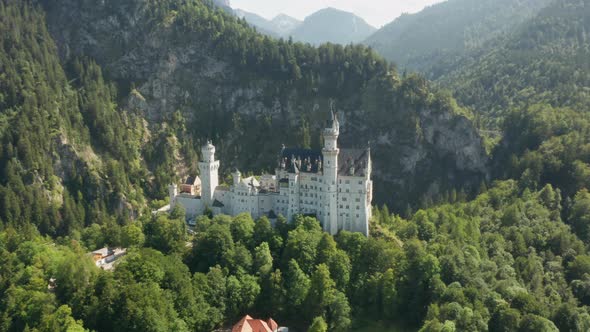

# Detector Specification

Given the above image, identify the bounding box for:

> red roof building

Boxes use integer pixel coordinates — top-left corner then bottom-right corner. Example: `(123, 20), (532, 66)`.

(232, 315), (280, 332)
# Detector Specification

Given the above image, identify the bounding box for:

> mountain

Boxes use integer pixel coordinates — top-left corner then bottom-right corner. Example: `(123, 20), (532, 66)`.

(439, 0), (590, 128)
(233, 10), (301, 38)
(365, 0), (553, 74)
(271, 13), (302, 36)
(5, 2), (590, 332)
(290, 7), (377, 45)
(39, 0), (487, 212)
(234, 9), (281, 37)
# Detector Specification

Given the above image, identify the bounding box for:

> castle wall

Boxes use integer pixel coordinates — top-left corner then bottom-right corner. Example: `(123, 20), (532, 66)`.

(174, 195), (203, 218)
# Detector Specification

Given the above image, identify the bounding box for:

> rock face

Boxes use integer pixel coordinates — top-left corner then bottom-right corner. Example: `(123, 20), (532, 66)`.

(42, 0), (489, 211)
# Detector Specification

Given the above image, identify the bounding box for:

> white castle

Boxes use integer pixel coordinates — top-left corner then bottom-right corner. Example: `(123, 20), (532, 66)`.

(168, 112), (372, 236)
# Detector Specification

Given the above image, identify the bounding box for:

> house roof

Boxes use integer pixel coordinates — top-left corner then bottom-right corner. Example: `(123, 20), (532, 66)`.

(232, 315), (277, 332)
(91, 247), (111, 256)
(338, 148), (370, 177)
(184, 176), (201, 185)
(267, 318), (278, 331)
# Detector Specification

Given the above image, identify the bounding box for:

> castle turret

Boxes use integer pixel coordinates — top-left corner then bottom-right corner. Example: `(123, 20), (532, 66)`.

(168, 183), (178, 207)
(199, 140), (220, 207)
(322, 111), (339, 235)
(232, 169), (242, 186)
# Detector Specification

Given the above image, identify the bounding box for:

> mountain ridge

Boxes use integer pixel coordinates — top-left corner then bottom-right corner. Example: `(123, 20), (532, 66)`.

(365, 0), (553, 73)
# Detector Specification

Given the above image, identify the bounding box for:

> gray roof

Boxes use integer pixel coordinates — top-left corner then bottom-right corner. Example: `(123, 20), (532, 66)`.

(338, 148), (370, 177)
(280, 148), (323, 174)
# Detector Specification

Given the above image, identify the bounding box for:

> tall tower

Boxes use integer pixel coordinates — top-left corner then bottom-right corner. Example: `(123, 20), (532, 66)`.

(322, 111), (339, 235)
(199, 140), (220, 207)
(168, 183), (178, 207)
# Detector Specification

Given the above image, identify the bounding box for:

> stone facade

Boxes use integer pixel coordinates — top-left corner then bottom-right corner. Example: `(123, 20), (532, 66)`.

(169, 112), (372, 236)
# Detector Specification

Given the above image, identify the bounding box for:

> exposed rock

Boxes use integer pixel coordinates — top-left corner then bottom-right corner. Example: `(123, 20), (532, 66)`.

(42, 0), (489, 211)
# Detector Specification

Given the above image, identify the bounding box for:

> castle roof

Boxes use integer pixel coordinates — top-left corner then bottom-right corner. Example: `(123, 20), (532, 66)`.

(212, 199), (224, 208)
(280, 148), (323, 174)
(184, 176), (201, 185)
(338, 148), (370, 177)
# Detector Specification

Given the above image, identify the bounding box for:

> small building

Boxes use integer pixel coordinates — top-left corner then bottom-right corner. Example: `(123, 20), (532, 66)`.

(180, 176), (201, 196)
(90, 247), (127, 271)
(232, 315), (286, 332)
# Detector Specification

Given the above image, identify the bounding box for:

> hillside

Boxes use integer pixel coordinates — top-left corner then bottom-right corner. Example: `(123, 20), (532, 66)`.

(439, 0), (590, 128)
(40, 0), (488, 212)
(290, 8), (377, 45)
(365, 0), (552, 74)
(4, 1), (590, 332)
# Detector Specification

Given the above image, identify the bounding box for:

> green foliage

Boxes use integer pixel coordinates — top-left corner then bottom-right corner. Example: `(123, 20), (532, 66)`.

(308, 316), (328, 332)
(440, 0), (589, 129)
(366, 0), (552, 74)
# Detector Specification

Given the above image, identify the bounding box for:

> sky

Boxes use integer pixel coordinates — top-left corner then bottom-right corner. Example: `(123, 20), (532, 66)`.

(230, 0), (445, 28)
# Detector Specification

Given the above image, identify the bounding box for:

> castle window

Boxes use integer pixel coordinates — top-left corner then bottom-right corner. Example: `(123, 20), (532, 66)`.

(342, 197), (347, 201)
(356, 198), (360, 202)
(340, 205), (343, 209)
(359, 181), (363, 185)
(356, 214), (360, 218)
(346, 189), (349, 193)
(346, 205), (349, 209)
(345, 180), (350, 184)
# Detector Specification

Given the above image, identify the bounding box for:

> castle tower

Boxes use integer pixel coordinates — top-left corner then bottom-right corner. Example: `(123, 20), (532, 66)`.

(232, 169), (241, 186)
(168, 183), (178, 207)
(199, 140), (220, 207)
(322, 111), (339, 235)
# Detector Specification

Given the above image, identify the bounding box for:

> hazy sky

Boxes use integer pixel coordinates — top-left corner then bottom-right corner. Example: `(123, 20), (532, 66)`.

(231, 0), (445, 28)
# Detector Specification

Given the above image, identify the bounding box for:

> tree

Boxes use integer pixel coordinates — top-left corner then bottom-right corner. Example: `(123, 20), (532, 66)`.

(121, 223), (145, 247)
(489, 307), (521, 332)
(305, 264), (336, 321)
(253, 242), (273, 276)
(40, 305), (86, 332)
(231, 213), (255, 246)
(518, 314), (559, 332)
(144, 214), (186, 254)
(192, 223), (233, 272)
(284, 260), (310, 311)
(308, 316), (327, 332)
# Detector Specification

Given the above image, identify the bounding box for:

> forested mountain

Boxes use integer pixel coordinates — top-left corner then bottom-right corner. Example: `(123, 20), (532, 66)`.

(290, 8), (377, 45)
(40, 0), (487, 212)
(438, 0), (590, 128)
(365, 0), (552, 74)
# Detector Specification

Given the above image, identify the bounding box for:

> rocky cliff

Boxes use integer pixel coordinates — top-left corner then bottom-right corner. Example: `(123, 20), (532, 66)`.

(41, 0), (489, 211)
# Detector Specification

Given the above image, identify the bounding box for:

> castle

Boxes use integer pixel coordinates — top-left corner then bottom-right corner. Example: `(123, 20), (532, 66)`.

(169, 112), (372, 236)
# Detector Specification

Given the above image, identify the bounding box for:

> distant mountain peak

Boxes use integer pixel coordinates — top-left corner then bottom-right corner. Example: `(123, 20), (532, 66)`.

(270, 13), (302, 35)
(290, 7), (376, 45)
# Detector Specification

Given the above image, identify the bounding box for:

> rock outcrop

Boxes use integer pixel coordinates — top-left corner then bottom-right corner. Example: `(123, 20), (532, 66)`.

(42, 0), (489, 211)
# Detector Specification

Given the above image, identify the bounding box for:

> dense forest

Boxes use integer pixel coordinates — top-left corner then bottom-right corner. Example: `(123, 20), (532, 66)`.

(439, 0), (590, 129)
(364, 0), (553, 74)
(1, 0), (590, 331)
